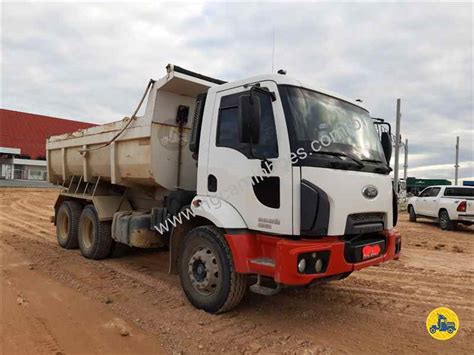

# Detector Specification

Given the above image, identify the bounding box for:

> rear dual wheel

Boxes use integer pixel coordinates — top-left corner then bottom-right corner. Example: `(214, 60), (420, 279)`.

(56, 200), (82, 249)
(78, 205), (113, 260)
(56, 201), (124, 259)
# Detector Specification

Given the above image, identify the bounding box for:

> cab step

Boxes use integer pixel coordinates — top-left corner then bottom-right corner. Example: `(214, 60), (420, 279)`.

(249, 275), (281, 296)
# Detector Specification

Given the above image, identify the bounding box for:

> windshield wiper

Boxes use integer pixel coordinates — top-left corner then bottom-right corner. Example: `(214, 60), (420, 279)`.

(361, 158), (384, 164)
(309, 151), (365, 168)
(361, 158), (393, 172)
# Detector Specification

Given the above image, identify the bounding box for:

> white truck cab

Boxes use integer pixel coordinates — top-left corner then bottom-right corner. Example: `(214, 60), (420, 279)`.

(408, 185), (474, 230)
(194, 74), (395, 236)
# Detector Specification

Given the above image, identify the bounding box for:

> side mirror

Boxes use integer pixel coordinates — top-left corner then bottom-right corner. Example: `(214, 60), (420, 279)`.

(239, 95), (261, 144)
(381, 132), (392, 164)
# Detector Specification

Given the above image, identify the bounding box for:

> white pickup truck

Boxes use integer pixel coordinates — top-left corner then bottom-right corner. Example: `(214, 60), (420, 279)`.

(407, 185), (474, 230)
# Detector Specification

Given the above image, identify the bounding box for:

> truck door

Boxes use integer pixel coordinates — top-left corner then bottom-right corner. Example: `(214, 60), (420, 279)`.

(206, 81), (293, 235)
(416, 187), (432, 215)
(425, 187), (441, 217)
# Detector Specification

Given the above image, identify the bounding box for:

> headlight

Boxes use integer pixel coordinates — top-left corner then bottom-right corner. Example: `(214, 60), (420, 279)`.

(315, 258), (323, 273)
(298, 258), (306, 273)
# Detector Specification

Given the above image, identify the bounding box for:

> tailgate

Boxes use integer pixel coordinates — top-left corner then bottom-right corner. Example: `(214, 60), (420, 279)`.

(466, 200), (474, 214)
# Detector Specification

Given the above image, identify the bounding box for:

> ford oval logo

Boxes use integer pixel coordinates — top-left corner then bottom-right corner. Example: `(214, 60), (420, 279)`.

(362, 185), (378, 199)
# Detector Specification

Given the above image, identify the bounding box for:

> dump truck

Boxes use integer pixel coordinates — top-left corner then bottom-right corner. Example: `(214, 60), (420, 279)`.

(47, 64), (401, 313)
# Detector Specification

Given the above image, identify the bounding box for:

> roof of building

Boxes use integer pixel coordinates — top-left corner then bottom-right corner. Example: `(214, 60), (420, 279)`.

(0, 108), (96, 159)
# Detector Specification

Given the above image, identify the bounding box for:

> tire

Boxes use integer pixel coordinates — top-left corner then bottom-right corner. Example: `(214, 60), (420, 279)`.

(408, 205), (417, 222)
(78, 205), (113, 260)
(178, 225), (247, 314)
(439, 209), (456, 231)
(56, 200), (82, 249)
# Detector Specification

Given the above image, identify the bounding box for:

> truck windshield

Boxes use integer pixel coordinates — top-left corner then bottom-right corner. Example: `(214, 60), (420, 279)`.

(279, 85), (386, 165)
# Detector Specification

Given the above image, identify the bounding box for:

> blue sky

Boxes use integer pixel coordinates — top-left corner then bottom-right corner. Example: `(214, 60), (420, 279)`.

(1, 1), (473, 180)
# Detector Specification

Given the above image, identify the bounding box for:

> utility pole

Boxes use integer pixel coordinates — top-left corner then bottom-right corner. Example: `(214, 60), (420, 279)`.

(455, 136), (460, 185)
(403, 138), (408, 181)
(393, 99), (401, 195)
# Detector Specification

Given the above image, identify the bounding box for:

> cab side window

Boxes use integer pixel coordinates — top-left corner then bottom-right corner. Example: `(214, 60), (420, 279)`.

(419, 188), (432, 197)
(216, 90), (278, 159)
(429, 187), (441, 197)
(216, 106), (239, 148)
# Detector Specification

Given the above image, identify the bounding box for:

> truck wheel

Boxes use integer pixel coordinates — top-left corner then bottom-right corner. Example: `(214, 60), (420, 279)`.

(439, 210), (456, 231)
(56, 200), (82, 249)
(78, 205), (113, 260)
(408, 206), (417, 222)
(178, 226), (247, 314)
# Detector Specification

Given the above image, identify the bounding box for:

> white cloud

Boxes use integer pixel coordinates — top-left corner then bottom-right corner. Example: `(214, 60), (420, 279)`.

(1, 1), (473, 177)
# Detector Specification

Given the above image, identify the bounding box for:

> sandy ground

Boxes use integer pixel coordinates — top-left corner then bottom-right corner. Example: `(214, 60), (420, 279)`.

(0, 188), (473, 354)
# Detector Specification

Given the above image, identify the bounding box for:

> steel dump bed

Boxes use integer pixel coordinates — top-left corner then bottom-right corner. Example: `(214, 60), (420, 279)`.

(47, 65), (218, 191)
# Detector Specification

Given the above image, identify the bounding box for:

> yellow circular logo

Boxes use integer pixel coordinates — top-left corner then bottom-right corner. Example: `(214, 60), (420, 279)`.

(426, 307), (459, 340)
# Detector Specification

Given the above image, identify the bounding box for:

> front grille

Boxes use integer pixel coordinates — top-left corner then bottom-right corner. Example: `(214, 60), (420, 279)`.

(349, 212), (384, 221)
(345, 212), (385, 235)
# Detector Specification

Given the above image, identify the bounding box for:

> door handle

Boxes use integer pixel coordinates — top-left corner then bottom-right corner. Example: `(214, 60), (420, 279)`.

(207, 174), (217, 192)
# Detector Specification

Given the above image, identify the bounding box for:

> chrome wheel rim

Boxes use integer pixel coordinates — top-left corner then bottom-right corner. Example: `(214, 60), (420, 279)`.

(188, 246), (219, 295)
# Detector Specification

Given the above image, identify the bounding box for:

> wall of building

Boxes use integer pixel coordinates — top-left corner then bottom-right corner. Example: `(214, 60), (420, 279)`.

(1, 162), (14, 179)
(0, 157), (47, 181)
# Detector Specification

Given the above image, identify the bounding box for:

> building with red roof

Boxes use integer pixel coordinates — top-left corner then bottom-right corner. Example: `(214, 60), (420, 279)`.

(0, 109), (96, 180)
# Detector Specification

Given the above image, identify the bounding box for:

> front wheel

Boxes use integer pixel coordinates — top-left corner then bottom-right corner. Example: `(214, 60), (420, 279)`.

(439, 210), (456, 231)
(408, 206), (417, 222)
(178, 226), (247, 314)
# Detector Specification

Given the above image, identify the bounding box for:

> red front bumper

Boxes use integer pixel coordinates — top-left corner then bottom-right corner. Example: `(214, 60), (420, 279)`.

(225, 229), (401, 286)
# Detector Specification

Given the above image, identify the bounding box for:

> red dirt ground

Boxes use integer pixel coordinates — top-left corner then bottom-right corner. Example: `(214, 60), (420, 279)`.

(1, 188), (472, 354)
